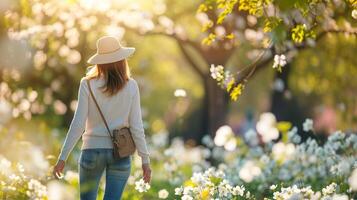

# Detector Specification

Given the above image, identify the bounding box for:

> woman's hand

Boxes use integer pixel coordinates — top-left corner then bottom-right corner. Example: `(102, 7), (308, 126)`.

(142, 163), (152, 183)
(53, 160), (65, 179)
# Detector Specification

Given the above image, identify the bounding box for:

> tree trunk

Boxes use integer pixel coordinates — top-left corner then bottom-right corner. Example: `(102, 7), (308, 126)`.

(270, 64), (311, 141)
(177, 75), (230, 144)
(203, 76), (230, 138)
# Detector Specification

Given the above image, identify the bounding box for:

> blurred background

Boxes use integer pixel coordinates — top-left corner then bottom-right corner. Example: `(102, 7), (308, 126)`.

(0, 0), (356, 199)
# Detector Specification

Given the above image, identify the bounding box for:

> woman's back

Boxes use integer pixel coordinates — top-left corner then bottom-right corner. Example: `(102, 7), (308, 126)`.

(85, 76), (135, 137)
(58, 76), (149, 164)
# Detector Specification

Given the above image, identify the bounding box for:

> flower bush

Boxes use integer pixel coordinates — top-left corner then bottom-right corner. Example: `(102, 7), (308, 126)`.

(0, 114), (356, 199)
(172, 114), (357, 199)
(0, 156), (47, 199)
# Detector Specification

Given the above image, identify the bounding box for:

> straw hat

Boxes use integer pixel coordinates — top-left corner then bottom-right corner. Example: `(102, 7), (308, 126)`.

(87, 36), (135, 64)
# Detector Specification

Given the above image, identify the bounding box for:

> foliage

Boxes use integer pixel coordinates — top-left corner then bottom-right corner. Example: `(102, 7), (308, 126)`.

(1, 0), (202, 132)
(289, 34), (357, 130)
(197, 0), (357, 101)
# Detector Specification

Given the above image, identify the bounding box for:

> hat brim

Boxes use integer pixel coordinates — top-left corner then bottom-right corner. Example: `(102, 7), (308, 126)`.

(87, 47), (135, 64)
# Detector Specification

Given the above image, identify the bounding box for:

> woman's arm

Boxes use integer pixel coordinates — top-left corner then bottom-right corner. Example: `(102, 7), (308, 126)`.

(57, 77), (89, 162)
(129, 80), (150, 164)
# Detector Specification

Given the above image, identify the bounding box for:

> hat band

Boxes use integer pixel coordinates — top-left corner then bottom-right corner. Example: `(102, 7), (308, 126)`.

(97, 46), (121, 55)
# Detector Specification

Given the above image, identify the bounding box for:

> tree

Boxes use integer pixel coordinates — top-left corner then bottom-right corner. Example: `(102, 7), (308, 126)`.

(0, 0), (245, 140)
(2, 0), (356, 142)
(195, 0), (357, 132)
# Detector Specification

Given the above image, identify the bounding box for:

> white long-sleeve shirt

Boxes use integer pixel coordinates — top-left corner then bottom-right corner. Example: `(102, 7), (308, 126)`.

(57, 76), (150, 164)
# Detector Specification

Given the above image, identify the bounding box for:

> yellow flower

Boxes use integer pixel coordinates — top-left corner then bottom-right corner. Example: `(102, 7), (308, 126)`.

(225, 33), (235, 39)
(202, 33), (216, 45)
(197, 4), (208, 13)
(184, 180), (196, 187)
(230, 84), (244, 101)
(200, 188), (210, 200)
(291, 24), (306, 43)
(226, 78), (235, 92)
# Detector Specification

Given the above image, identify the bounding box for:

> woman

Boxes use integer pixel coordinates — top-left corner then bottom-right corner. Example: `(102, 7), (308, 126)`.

(53, 36), (151, 200)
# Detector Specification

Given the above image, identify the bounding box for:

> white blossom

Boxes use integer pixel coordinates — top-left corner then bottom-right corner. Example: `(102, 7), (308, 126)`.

(174, 89), (187, 97)
(239, 160), (261, 183)
(175, 186), (184, 195)
(322, 182), (337, 195)
(303, 118), (314, 132)
(158, 189), (169, 199)
(273, 54), (287, 69)
(135, 178), (150, 193)
(256, 112), (279, 143)
(214, 125), (234, 147)
(352, 9), (357, 20)
(210, 64), (224, 81)
(272, 142), (296, 163)
(270, 184), (277, 190)
(181, 194), (193, 200)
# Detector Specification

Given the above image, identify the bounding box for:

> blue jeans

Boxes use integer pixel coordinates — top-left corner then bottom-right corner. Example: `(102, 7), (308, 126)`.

(78, 148), (131, 200)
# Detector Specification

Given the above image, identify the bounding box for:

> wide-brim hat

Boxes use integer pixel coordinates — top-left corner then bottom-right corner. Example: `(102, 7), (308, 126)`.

(87, 36), (135, 65)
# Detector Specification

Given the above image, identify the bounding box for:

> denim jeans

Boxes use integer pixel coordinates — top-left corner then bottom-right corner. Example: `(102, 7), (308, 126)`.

(78, 148), (131, 200)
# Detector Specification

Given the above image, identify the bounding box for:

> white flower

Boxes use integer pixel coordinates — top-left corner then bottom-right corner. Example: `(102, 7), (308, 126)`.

(214, 125), (235, 147)
(256, 112), (279, 143)
(273, 54), (287, 69)
(210, 64), (224, 81)
(64, 170), (78, 183)
(352, 9), (357, 20)
(105, 25), (125, 40)
(322, 182), (337, 195)
(231, 185), (245, 196)
(47, 180), (76, 200)
(181, 194), (193, 200)
(215, 26), (226, 37)
(135, 178), (150, 193)
(66, 50), (81, 64)
(27, 179), (47, 198)
(218, 180), (232, 197)
(224, 137), (237, 151)
(239, 160), (261, 183)
(303, 118), (314, 132)
(158, 189), (169, 199)
(175, 186), (184, 195)
(151, 131), (169, 147)
(53, 100), (67, 115)
(270, 184), (277, 190)
(183, 186), (193, 195)
(33, 50), (47, 70)
(191, 172), (206, 185)
(349, 168), (357, 191)
(332, 194), (349, 200)
(272, 142), (296, 163)
(174, 89), (187, 97)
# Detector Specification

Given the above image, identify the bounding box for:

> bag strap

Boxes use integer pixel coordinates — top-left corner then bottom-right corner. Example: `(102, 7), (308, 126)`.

(86, 79), (114, 139)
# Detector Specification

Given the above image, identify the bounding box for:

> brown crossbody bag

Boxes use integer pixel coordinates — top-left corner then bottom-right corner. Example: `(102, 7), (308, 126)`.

(86, 79), (136, 159)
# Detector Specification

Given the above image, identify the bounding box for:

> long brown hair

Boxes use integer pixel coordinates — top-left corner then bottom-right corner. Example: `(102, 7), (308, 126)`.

(86, 59), (131, 96)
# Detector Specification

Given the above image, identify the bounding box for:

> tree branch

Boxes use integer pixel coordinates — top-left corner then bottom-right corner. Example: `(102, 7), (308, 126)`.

(124, 26), (207, 78)
(233, 28), (357, 89)
(143, 31), (206, 59)
(177, 41), (206, 79)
